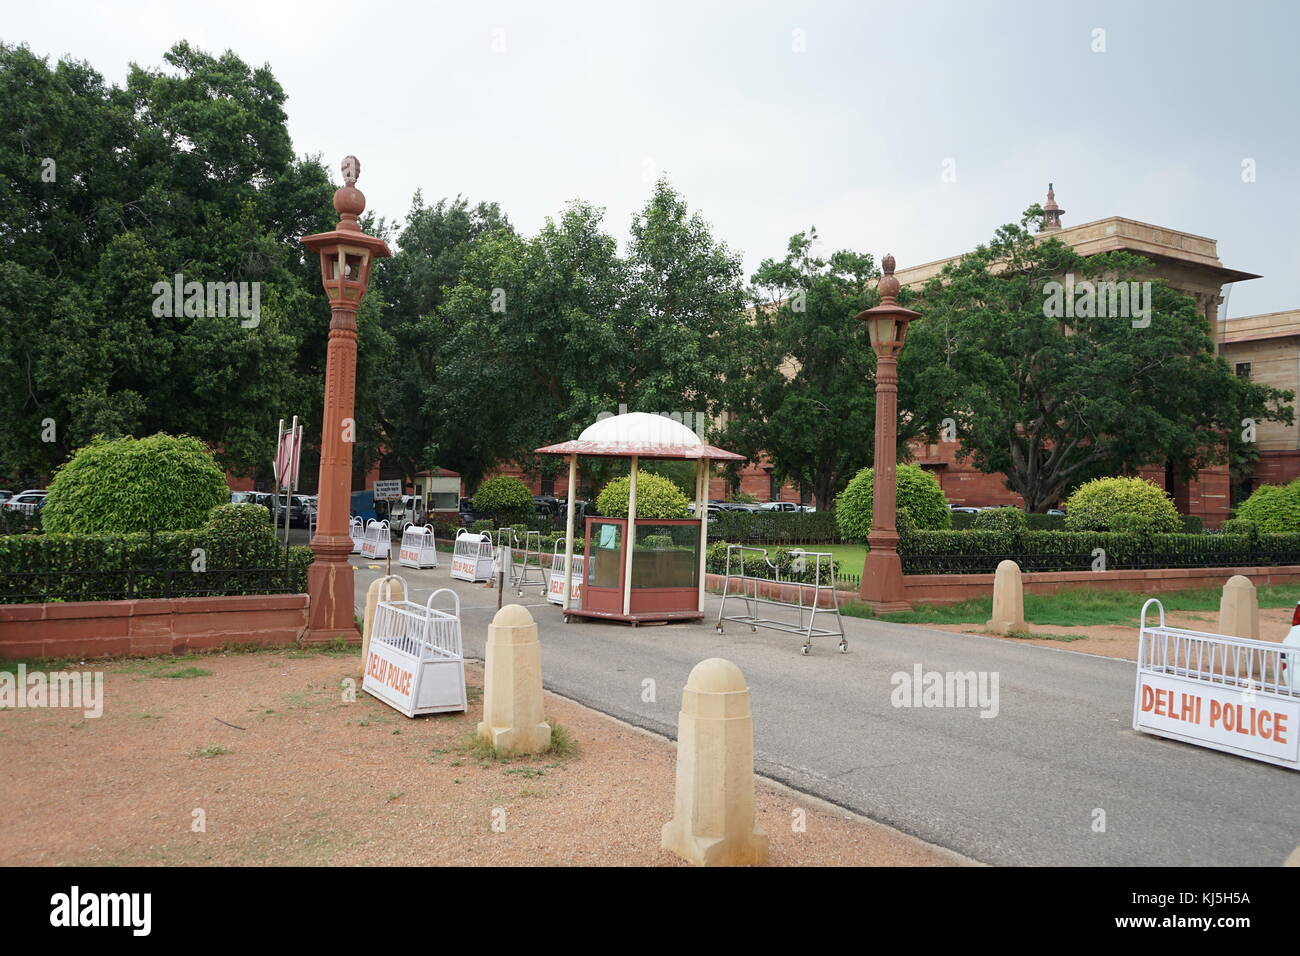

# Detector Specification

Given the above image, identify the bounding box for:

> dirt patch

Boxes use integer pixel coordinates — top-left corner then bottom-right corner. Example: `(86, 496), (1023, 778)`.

(927, 607), (1295, 661)
(0, 649), (956, 867)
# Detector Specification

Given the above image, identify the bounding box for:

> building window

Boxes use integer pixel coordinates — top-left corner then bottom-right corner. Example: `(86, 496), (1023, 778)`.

(540, 478), (555, 497)
(768, 471), (778, 501)
(1235, 362), (1252, 379)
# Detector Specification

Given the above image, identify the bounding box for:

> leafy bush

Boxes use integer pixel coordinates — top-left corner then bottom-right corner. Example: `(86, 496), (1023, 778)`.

(472, 476), (534, 525)
(42, 433), (229, 534)
(1220, 517), (1259, 540)
(835, 464), (951, 543)
(205, 503), (273, 538)
(1180, 515), (1204, 534)
(1063, 477), (1181, 534)
(595, 473), (689, 519)
(727, 492), (759, 504)
(973, 507), (1028, 534)
(1235, 481), (1300, 533)
(471, 519), (494, 533)
(0, 509), (41, 535)
(709, 510), (839, 544)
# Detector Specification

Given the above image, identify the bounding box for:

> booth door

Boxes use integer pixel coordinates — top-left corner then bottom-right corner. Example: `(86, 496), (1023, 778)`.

(582, 517), (626, 614)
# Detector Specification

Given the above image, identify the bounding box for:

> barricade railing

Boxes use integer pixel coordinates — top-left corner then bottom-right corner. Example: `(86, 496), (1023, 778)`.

(1134, 598), (1300, 770)
(398, 525), (439, 569)
(715, 544), (847, 655)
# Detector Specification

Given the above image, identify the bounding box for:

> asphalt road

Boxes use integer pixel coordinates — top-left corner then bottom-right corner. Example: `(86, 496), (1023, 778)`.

(350, 552), (1298, 866)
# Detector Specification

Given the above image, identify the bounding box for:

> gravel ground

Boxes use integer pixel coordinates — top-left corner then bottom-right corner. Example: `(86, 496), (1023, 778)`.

(928, 607), (1295, 661)
(0, 647), (959, 867)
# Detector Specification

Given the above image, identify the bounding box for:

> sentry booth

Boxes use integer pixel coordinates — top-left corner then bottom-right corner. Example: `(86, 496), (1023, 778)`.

(536, 412), (745, 626)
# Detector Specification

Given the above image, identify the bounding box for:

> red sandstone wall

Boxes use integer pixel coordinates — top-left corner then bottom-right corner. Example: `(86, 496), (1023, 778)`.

(0, 594), (312, 660)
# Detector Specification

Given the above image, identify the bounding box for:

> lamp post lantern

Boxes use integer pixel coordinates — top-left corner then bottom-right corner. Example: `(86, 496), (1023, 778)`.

(855, 253), (920, 613)
(300, 156), (391, 643)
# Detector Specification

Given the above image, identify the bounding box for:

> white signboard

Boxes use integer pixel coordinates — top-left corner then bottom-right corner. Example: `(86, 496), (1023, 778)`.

(373, 479), (402, 499)
(363, 639), (419, 716)
(1134, 671), (1300, 769)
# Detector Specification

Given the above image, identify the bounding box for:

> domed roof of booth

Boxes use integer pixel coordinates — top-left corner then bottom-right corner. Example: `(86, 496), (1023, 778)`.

(535, 411), (746, 461)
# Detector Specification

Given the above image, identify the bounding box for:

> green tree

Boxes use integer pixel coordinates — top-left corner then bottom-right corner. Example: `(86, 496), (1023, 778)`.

(0, 41), (363, 485)
(720, 229), (907, 510)
(902, 208), (1294, 512)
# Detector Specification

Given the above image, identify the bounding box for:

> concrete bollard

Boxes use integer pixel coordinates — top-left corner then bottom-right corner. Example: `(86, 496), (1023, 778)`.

(985, 560), (1026, 635)
(661, 658), (769, 867)
(359, 576), (404, 679)
(478, 604), (551, 755)
(1217, 575), (1259, 641)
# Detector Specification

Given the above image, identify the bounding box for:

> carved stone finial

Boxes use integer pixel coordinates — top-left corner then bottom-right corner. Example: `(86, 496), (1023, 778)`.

(878, 253), (900, 302)
(342, 155), (360, 187)
(333, 155), (365, 224)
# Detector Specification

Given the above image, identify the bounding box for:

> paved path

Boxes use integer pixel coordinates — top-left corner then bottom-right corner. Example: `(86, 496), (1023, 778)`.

(351, 555), (1298, 866)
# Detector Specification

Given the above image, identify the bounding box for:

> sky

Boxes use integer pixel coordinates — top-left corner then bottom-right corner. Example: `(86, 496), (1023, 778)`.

(8, 0), (1300, 318)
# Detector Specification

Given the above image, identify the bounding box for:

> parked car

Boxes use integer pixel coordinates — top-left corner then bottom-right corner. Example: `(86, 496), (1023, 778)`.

(0, 491), (13, 504)
(758, 501), (815, 513)
(1046, 508), (1065, 516)
(458, 497), (489, 528)
(948, 505), (981, 515)
(3, 489), (47, 513)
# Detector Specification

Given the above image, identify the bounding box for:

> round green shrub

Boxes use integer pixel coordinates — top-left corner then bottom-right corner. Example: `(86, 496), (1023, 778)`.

(1234, 481), (1300, 533)
(42, 433), (229, 534)
(1063, 477), (1180, 534)
(471, 476), (535, 525)
(596, 472), (690, 519)
(204, 502), (273, 538)
(973, 507), (1028, 533)
(835, 464), (951, 544)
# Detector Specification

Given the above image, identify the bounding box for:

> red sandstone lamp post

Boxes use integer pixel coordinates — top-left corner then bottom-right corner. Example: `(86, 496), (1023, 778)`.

(300, 156), (391, 643)
(855, 254), (920, 613)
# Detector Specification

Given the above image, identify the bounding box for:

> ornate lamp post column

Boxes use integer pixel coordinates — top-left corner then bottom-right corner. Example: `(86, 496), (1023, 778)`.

(855, 254), (920, 613)
(300, 156), (391, 643)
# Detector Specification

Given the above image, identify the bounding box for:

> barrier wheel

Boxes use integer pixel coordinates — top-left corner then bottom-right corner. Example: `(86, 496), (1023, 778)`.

(800, 644), (811, 656)
(563, 615), (571, 624)
(839, 640), (849, 653)
(716, 626), (724, 634)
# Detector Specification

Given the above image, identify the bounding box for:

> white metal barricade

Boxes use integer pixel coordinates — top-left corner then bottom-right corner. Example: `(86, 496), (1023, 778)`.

(716, 545), (846, 655)
(509, 529), (547, 595)
(398, 525), (439, 569)
(363, 577), (466, 717)
(1134, 598), (1300, 770)
(450, 530), (494, 582)
(360, 519), (390, 560)
(349, 516), (365, 554)
(546, 540), (584, 608)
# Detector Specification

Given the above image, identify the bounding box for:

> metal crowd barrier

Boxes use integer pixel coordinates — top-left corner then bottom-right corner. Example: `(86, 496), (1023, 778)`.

(715, 544), (847, 655)
(364, 577), (466, 717)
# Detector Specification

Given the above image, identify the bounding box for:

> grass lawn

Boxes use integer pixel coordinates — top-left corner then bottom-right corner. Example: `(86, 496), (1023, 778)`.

(843, 584), (1300, 628)
(806, 543), (866, 578)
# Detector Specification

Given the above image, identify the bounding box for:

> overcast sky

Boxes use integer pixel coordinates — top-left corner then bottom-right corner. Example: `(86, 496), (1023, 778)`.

(8, 0), (1300, 317)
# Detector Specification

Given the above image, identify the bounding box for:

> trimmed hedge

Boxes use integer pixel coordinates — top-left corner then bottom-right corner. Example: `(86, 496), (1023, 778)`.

(899, 529), (1300, 574)
(710, 510), (839, 544)
(705, 541), (840, 585)
(0, 526), (312, 604)
(973, 507), (1027, 533)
